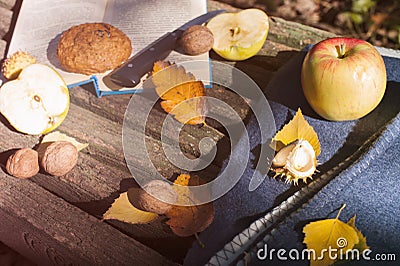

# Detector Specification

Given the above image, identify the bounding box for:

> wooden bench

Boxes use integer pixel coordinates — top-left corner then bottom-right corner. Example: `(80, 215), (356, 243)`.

(0, 0), (334, 264)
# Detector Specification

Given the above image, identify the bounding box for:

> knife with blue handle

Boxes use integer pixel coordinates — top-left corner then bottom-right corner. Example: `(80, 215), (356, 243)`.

(103, 10), (224, 89)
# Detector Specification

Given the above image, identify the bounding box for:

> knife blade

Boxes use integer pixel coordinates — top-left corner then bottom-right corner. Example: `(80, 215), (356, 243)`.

(103, 9), (225, 89)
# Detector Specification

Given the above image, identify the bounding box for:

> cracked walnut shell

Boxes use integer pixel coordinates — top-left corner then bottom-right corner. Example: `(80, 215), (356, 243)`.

(38, 141), (78, 176)
(6, 148), (39, 179)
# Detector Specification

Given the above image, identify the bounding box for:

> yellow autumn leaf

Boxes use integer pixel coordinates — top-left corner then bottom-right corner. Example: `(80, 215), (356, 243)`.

(273, 108), (320, 156)
(347, 215), (369, 252)
(42, 131), (88, 151)
(103, 191), (158, 224)
(303, 205), (359, 266)
(174, 173), (191, 186)
(152, 61), (207, 125)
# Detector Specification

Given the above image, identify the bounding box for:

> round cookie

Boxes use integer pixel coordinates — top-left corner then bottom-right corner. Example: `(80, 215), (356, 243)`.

(57, 23), (132, 75)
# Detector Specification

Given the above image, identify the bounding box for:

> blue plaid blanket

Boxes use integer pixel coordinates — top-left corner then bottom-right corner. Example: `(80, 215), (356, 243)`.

(185, 48), (400, 265)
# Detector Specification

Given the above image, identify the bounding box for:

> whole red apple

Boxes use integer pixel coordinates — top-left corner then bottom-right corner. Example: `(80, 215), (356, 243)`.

(301, 37), (386, 121)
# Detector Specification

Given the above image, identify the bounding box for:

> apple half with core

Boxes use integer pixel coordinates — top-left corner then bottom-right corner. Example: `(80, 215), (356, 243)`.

(206, 8), (269, 61)
(0, 64), (69, 135)
(301, 37), (386, 121)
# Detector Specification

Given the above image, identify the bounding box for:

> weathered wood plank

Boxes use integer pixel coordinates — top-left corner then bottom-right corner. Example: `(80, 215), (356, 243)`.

(208, 0), (335, 51)
(0, 241), (33, 265)
(70, 87), (242, 172)
(0, 174), (176, 265)
(0, 39), (6, 58)
(268, 17), (336, 50)
(0, 0), (16, 10)
(69, 85), (232, 162)
(0, 100), (211, 212)
(59, 102), (214, 178)
(0, 5), (12, 39)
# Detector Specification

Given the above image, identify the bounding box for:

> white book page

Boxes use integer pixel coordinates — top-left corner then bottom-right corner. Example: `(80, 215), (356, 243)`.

(5, 0), (108, 85)
(102, 0), (210, 91)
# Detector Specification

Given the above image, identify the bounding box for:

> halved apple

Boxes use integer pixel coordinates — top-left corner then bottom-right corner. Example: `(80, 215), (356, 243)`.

(0, 64), (69, 135)
(206, 8), (269, 61)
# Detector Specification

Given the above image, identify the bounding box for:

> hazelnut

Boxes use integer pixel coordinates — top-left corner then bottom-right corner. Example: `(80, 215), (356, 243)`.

(178, 25), (214, 56)
(6, 148), (39, 179)
(38, 141), (78, 176)
(127, 180), (178, 214)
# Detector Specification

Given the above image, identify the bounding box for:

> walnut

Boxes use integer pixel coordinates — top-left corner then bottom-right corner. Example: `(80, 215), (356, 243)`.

(178, 25), (214, 56)
(127, 180), (178, 214)
(6, 148), (39, 179)
(38, 141), (78, 176)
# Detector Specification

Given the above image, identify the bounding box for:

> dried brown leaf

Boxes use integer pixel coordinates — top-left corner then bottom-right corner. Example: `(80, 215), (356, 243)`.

(165, 174), (214, 237)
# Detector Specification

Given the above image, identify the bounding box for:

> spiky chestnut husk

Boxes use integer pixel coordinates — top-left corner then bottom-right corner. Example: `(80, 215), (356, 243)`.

(2, 51), (36, 80)
(271, 139), (317, 185)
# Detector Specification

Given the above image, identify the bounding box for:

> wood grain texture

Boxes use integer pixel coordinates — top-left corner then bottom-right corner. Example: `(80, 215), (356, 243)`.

(0, 6), (12, 39)
(0, 241), (33, 266)
(0, 0), (16, 10)
(0, 173), (176, 265)
(69, 83), (232, 163)
(0, 4), (11, 58)
(0, 39), (6, 58)
(0, 0), (14, 58)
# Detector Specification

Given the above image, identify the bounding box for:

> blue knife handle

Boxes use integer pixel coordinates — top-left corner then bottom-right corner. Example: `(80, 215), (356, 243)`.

(105, 31), (181, 88)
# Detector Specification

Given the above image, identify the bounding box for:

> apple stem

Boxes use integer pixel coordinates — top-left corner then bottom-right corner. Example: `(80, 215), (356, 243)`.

(336, 43), (346, 59)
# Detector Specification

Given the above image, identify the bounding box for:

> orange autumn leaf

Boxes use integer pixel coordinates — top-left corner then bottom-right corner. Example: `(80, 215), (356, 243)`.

(151, 61), (207, 125)
(166, 173), (214, 237)
(166, 202), (214, 237)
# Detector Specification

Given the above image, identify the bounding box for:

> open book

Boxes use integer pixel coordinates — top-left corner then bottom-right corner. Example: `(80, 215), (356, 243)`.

(6, 0), (210, 97)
